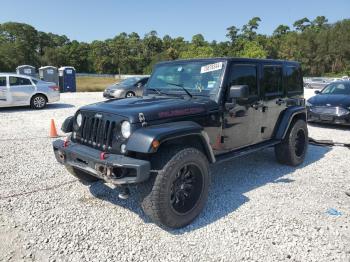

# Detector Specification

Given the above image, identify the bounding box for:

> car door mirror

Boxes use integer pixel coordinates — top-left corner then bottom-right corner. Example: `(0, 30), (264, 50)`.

(229, 85), (249, 100)
(314, 90), (321, 94)
(136, 82), (142, 88)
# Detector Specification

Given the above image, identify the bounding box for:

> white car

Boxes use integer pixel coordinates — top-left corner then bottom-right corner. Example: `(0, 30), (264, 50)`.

(0, 73), (60, 109)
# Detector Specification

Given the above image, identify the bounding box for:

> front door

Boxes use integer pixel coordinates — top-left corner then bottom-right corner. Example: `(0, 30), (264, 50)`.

(222, 63), (265, 150)
(9, 76), (35, 104)
(0, 76), (8, 106)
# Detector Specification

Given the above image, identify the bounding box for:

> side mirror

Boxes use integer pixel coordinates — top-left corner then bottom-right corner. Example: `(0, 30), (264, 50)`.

(314, 90), (321, 94)
(136, 83), (142, 88)
(229, 85), (249, 99)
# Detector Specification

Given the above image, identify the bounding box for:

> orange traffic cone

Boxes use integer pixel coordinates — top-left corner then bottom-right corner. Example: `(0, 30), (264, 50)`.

(50, 119), (58, 138)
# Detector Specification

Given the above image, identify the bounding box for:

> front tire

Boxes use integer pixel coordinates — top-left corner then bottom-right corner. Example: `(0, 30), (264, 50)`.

(65, 166), (100, 185)
(125, 91), (135, 98)
(142, 147), (210, 229)
(275, 119), (308, 166)
(30, 94), (47, 109)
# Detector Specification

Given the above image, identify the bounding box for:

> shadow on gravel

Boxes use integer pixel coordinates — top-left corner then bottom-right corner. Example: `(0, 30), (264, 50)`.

(88, 145), (330, 233)
(0, 103), (75, 113)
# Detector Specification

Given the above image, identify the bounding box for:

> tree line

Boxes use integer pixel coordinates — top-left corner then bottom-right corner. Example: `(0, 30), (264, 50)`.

(0, 16), (349, 76)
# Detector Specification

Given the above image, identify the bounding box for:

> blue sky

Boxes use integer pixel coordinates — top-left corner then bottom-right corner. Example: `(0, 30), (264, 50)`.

(0, 0), (349, 42)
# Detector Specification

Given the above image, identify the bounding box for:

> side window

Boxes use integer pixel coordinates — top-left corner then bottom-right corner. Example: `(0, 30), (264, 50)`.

(230, 64), (258, 96)
(9, 77), (32, 86)
(263, 65), (283, 94)
(286, 66), (302, 93)
(0, 77), (6, 87)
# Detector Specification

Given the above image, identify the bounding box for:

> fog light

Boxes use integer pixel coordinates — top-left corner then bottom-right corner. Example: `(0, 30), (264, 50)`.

(120, 144), (126, 153)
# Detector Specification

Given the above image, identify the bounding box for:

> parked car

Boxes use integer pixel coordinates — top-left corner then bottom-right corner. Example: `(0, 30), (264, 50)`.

(307, 81), (350, 125)
(0, 74), (60, 109)
(53, 58), (307, 229)
(103, 77), (149, 99)
(304, 78), (330, 89)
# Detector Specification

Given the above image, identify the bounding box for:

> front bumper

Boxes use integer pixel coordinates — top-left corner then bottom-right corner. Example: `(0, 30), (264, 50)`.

(103, 89), (124, 99)
(103, 91), (115, 99)
(53, 139), (151, 185)
(307, 108), (350, 125)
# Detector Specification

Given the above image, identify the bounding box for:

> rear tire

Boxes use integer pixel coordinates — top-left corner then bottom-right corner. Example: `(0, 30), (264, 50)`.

(142, 147), (210, 229)
(30, 94), (47, 109)
(65, 166), (100, 185)
(275, 119), (308, 166)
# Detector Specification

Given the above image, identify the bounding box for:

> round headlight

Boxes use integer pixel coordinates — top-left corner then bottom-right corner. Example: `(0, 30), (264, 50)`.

(76, 113), (83, 127)
(121, 121), (131, 138)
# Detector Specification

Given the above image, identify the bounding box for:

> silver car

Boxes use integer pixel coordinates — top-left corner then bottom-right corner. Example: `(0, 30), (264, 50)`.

(0, 73), (60, 109)
(304, 78), (330, 89)
(103, 77), (149, 99)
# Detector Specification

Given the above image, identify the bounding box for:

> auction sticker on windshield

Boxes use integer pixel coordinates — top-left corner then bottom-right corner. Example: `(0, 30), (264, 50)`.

(200, 62), (223, 74)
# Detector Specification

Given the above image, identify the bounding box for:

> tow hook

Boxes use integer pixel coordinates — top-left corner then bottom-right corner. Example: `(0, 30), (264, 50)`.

(118, 186), (130, 200)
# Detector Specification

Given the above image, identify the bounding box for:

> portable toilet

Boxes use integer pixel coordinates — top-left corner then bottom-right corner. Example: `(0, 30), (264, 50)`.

(39, 66), (59, 85)
(58, 66), (76, 92)
(16, 65), (36, 77)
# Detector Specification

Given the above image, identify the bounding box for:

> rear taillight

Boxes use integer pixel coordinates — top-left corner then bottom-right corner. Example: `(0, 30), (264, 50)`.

(49, 86), (59, 91)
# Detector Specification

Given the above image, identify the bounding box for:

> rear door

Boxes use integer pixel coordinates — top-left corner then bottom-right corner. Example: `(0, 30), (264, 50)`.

(222, 62), (265, 150)
(9, 76), (35, 104)
(0, 76), (8, 106)
(260, 63), (286, 140)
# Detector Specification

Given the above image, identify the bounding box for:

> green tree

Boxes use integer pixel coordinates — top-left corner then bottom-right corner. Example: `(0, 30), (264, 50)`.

(273, 25), (290, 36)
(242, 17), (261, 40)
(293, 17), (311, 32)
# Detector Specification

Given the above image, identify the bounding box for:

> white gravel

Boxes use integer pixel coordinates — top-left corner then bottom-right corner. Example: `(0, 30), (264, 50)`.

(0, 92), (349, 262)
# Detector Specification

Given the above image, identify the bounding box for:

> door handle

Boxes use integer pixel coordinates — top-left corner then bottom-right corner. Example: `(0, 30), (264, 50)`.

(276, 98), (286, 105)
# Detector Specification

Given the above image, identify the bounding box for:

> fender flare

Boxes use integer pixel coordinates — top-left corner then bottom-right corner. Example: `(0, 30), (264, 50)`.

(126, 121), (216, 163)
(275, 106), (307, 140)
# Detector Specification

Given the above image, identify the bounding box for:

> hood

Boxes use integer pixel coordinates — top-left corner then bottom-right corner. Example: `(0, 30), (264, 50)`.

(308, 94), (350, 107)
(80, 95), (218, 123)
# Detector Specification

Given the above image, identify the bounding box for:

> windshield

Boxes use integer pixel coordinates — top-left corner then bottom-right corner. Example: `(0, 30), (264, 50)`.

(146, 61), (226, 100)
(116, 77), (141, 86)
(321, 82), (350, 95)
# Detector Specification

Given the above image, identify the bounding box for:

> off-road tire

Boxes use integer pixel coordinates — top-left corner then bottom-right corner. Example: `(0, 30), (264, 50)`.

(275, 119), (308, 166)
(30, 94), (47, 109)
(65, 166), (100, 185)
(142, 147), (210, 229)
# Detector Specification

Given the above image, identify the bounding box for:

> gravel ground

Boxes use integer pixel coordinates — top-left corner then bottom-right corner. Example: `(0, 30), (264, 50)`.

(0, 92), (349, 262)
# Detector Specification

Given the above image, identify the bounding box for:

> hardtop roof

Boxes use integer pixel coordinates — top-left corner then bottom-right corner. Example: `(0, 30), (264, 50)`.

(156, 57), (300, 66)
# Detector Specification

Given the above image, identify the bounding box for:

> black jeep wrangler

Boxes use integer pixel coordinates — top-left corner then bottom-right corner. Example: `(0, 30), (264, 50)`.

(53, 58), (308, 228)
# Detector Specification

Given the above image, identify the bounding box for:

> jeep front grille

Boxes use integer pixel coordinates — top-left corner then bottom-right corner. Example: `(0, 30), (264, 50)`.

(78, 115), (116, 150)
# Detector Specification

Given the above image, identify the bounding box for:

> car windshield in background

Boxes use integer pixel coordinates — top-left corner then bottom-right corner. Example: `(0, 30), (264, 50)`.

(322, 82), (350, 95)
(117, 77), (141, 86)
(146, 61), (226, 99)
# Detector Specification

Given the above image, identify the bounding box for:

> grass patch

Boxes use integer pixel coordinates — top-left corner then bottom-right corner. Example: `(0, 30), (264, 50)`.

(76, 77), (119, 92)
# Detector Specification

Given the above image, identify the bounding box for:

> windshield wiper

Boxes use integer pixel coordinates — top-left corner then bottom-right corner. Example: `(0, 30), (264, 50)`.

(164, 82), (193, 98)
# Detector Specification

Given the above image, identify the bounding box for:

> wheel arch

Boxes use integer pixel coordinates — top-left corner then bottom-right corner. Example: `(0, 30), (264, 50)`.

(126, 121), (216, 163)
(31, 93), (48, 102)
(274, 106), (307, 140)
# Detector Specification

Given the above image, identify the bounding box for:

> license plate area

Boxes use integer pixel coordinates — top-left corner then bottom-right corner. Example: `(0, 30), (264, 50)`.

(320, 115), (333, 121)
